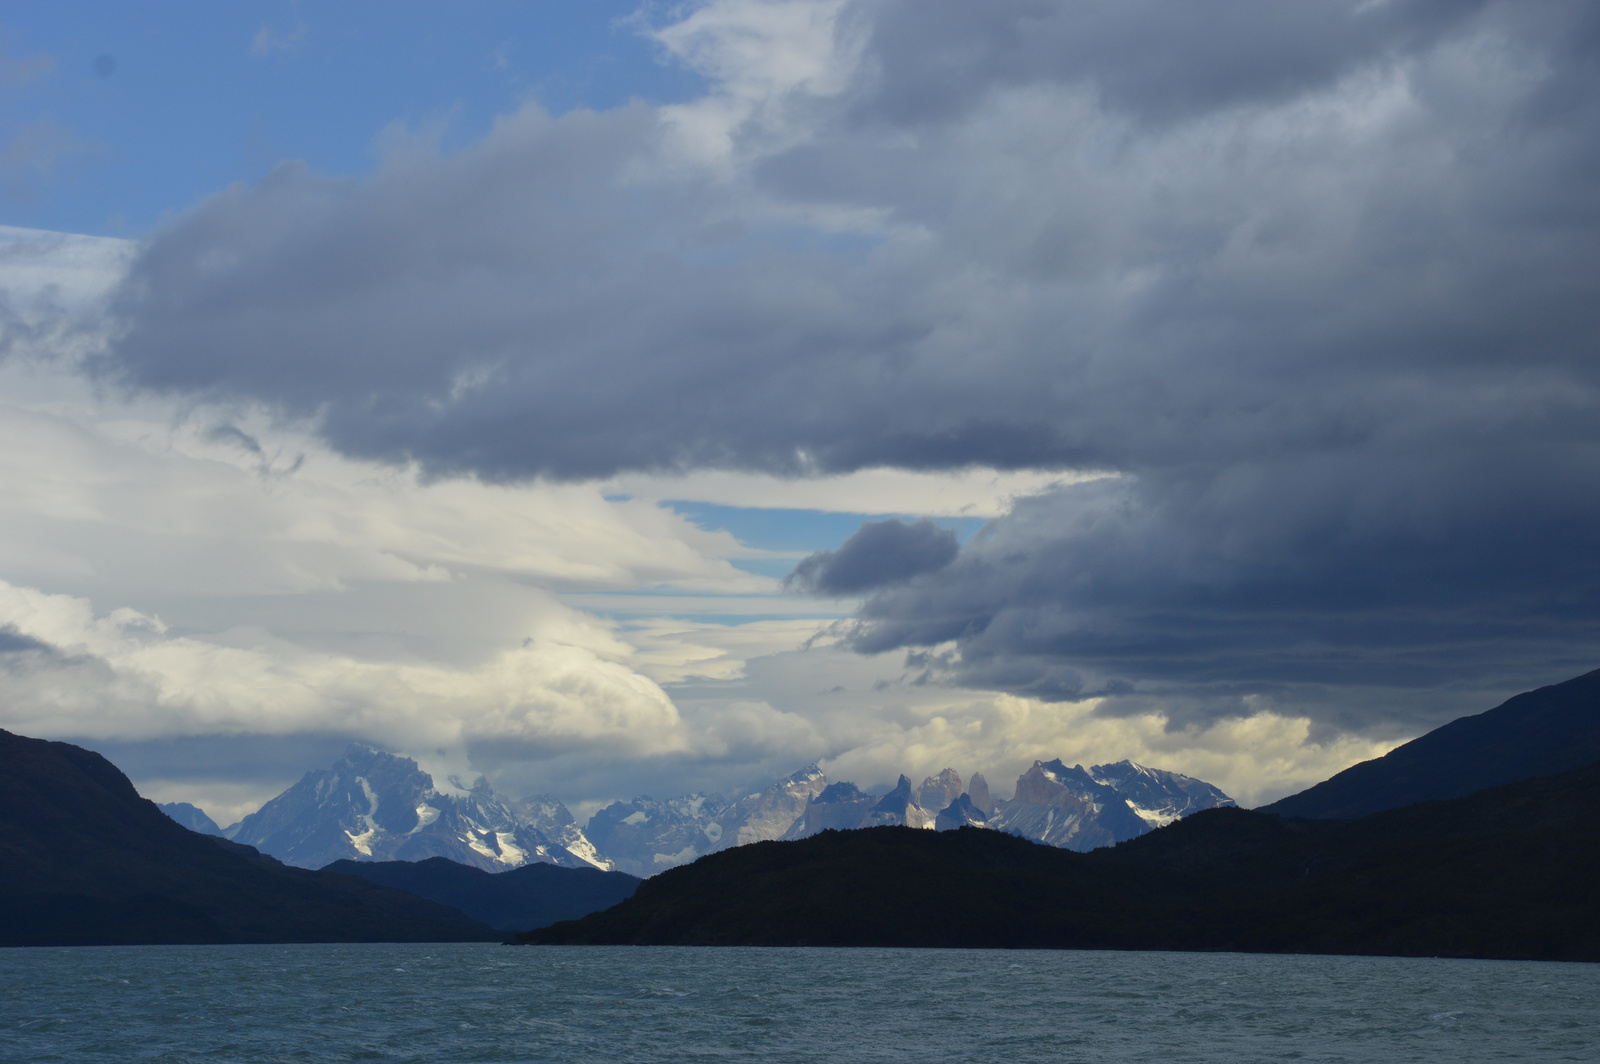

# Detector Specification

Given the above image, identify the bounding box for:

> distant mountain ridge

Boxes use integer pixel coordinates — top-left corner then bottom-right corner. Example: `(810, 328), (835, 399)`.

(585, 765), (829, 877)
(1263, 667), (1600, 819)
(775, 760), (1233, 855)
(163, 749), (1234, 875)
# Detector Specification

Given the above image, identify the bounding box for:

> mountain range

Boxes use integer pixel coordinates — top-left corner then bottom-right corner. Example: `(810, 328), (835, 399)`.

(522, 760), (1600, 960)
(6, 664), (1597, 950)
(174, 749), (1235, 877)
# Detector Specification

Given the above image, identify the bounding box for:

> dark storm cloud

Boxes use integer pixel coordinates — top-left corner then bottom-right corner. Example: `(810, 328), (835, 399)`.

(787, 518), (958, 595)
(846, 467), (1600, 732)
(95, 0), (1600, 731)
(854, 0), (1492, 125)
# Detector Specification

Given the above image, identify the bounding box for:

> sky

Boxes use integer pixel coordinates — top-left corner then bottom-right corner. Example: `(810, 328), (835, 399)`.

(1, 0), (1596, 825)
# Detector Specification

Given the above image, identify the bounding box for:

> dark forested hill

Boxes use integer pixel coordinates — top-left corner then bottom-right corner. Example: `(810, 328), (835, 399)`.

(1261, 668), (1600, 818)
(324, 856), (639, 931)
(0, 729), (499, 946)
(522, 759), (1600, 961)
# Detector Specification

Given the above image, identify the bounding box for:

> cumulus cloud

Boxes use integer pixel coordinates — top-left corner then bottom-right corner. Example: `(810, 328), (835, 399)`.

(787, 517), (958, 595)
(0, 575), (689, 753)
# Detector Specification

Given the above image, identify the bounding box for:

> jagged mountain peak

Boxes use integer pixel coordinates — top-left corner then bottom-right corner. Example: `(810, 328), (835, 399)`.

(814, 781), (868, 803)
(1088, 760), (1236, 828)
(915, 768), (965, 813)
(872, 775), (915, 813)
(225, 745), (606, 874)
(934, 793), (988, 831)
(991, 755), (1232, 852)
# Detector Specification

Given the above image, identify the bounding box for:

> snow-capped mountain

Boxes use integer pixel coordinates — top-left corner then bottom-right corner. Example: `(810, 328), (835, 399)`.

(781, 780), (875, 839)
(176, 747), (1231, 876)
(987, 759), (1151, 850)
(782, 773), (949, 839)
(710, 764), (829, 850)
(1087, 760), (1236, 827)
(585, 792), (733, 878)
(225, 744), (608, 872)
(986, 758), (1235, 851)
(586, 764), (831, 876)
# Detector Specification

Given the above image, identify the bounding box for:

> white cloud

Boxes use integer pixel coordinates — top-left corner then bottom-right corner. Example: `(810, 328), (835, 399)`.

(0, 575), (687, 754)
(651, 0), (864, 170)
(809, 691), (1399, 809)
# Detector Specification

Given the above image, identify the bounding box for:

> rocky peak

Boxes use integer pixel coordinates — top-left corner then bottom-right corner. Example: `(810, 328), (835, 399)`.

(967, 772), (994, 815)
(915, 768), (964, 813)
(714, 764), (830, 851)
(814, 781), (868, 804)
(1088, 760), (1235, 827)
(864, 775), (936, 830)
(1012, 759), (1116, 809)
(934, 793), (988, 831)
(872, 775), (916, 813)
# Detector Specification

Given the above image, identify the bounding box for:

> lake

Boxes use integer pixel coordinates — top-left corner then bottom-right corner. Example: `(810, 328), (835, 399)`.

(2, 944), (1595, 1062)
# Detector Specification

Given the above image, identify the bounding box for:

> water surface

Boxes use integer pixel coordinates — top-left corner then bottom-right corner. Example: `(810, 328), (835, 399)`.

(2, 944), (1595, 1062)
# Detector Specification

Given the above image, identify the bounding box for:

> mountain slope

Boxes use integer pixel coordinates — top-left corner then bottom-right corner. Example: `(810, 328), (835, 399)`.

(324, 857), (640, 931)
(1262, 667), (1600, 818)
(522, 759), (1600, 960)
(0, 730), (499, 946)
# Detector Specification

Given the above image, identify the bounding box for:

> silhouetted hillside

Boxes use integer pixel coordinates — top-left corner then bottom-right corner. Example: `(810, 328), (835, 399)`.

(522, 759), (1600, 960)
(1263, 667), (1600, 818)
(0, 730), (500, 946)
(324, 856), (639, 931)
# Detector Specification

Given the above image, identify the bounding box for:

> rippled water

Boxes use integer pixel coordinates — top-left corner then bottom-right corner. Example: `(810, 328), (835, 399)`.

(1, 944), (1596, 1063)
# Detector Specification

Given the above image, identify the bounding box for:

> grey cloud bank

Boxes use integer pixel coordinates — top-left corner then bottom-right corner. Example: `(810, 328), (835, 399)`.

(787, 518), (958, 595)
(97, 0), (1600, 733)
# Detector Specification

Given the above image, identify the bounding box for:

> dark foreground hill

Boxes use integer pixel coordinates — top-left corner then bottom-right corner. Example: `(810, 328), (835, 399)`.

(1262, 667), (1600, 818)
(0, 730), (500, 946)
(523, 760), (1600, 960)
(325, 856), (640, 931)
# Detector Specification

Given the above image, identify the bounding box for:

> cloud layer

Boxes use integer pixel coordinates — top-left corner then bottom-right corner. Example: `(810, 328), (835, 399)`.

(8, 0), (1600, 804)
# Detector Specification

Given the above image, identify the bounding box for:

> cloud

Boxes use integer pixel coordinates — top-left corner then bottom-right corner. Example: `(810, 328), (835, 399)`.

(0, 575), (689, 755)
(787, 517), (958, 595)
(37, 1), (1600, 751)
(839, 467), (1600, 732)
(602, 466), (1103, 517)
(852, 0), (1493, 126)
